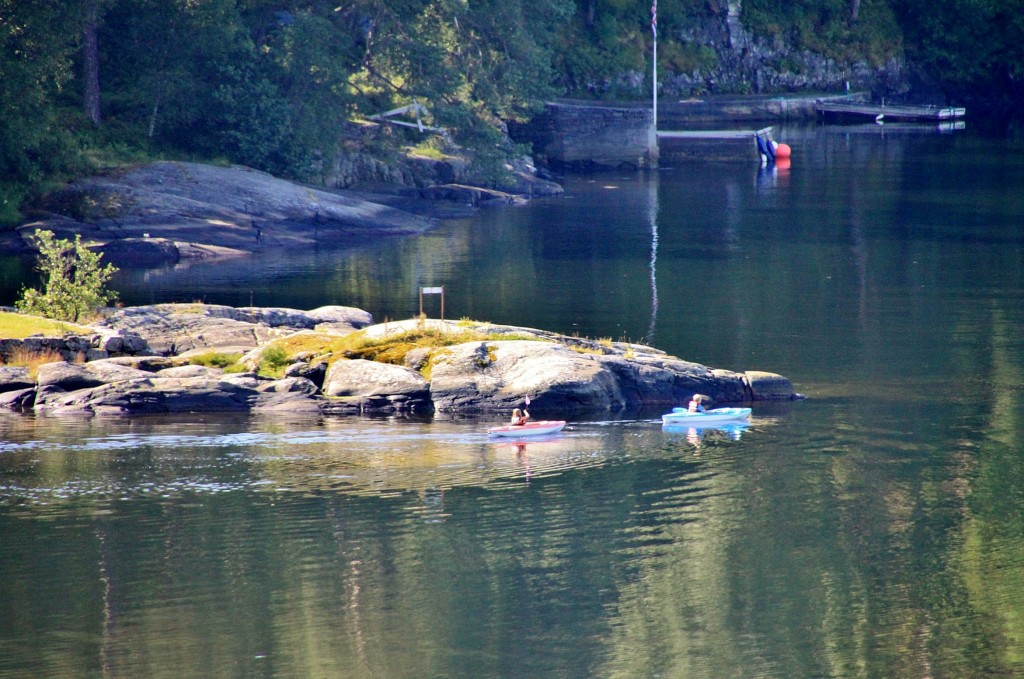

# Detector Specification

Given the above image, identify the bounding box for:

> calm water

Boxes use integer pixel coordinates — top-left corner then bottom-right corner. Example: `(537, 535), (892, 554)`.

(2, 123), (1024, 678)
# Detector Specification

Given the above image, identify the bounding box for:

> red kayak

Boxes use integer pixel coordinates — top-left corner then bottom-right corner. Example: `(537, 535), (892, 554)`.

(487, 420), (566, 437)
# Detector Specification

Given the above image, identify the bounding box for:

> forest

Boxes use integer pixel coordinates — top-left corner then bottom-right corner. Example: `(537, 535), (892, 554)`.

(2, 0), (1022, 226)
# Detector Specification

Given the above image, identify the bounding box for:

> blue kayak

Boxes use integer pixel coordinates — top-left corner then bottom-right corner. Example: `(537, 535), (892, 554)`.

(661, 407), (752, 425)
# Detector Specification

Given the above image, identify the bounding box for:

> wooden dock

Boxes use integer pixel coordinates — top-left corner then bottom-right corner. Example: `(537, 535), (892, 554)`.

(816, 101), (966, 124)
(656, 127), (772, 161)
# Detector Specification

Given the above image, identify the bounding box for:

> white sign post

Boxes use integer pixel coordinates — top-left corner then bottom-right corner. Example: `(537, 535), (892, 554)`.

(419, 286), (445, 320)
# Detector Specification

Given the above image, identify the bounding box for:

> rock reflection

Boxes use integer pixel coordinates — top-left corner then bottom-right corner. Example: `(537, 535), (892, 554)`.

(0, 415), (614, 506)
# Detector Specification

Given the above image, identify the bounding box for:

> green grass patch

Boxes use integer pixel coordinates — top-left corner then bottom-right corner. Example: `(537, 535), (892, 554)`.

(339, 327), (489, 365)
(257, 345), (290, 378)
(273, 332), (349, 358)
(188, 351), (243, 369)
(254, 322), (557, 379)
(0, 311), (91, 339)
(407, 138), (455, 161)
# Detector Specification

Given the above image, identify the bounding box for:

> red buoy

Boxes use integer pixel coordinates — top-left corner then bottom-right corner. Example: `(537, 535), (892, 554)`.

(774, 143), (792, 159)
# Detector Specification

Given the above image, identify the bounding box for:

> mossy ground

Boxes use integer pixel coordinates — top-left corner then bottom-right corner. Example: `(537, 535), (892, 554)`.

(0, 311), (91, 339)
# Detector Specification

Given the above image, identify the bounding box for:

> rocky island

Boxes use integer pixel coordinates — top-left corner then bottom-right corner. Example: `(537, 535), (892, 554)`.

(0, 303), (798, 417)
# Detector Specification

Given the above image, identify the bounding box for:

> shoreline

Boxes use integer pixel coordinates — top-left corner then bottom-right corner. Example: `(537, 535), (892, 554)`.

(5, 160), (563, 266)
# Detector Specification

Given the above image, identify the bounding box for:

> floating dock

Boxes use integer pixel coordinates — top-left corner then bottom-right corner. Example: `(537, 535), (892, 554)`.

(656, 95), (822, 125)
(657, 127), (773, 162)
(816, 101), (966, 124)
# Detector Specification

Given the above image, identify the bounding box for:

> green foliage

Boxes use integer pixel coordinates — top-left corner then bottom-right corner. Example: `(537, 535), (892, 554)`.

(340, 327), (488, 366)
(661, 42), (719, 74)
(203, 60), (299, 173)
(15, 230), (119, 323)
(0, 183), (26, 229)
(894, 0), (1024, 108)
(257, 345), (290, 377)
(189, 352), (243, 369)
(555, 2), (646, 96)
(0, 1), (85, 188)
(0, 0), (1021, 207)
(744, 0), (902, 65)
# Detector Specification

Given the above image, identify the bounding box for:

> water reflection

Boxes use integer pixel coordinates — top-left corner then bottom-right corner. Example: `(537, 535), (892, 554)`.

(662, 421), (750, 448)
(2, 124), (1024, 678)
(3, 383), (1024, 677)
(0, 415), (643, 507)
(0, 413), (755, 678)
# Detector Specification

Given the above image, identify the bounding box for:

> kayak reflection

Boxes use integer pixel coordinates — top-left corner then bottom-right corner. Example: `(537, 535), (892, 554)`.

(662, 421), (750, 446)
(490, 433), (579, 484)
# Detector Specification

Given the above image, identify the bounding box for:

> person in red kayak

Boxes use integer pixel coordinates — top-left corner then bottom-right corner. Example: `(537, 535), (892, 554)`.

(510, 407), (531, 426)
(687, 394), (707, 413)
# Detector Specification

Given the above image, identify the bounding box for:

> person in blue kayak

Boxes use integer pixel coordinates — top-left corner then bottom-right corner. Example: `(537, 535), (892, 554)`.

(510, 407), (531, 426)
(687, 394), (707, 413)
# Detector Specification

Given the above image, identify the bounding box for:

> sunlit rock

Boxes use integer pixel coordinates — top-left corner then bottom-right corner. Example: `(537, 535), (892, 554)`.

(743, 370), (796, 400)
(19, 161), (438, 264)
(427, 339), (747, 414)
(322, 358), (431, 413)
(0, 304), (799, 416)
(35, 360), (151, 391)
(95, 303), (371, 355)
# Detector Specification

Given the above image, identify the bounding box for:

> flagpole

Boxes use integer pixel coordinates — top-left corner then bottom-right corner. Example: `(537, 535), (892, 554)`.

(647, 0), (659, 342)
(645, 165), (659, 343)
(651, 0), (657, 130)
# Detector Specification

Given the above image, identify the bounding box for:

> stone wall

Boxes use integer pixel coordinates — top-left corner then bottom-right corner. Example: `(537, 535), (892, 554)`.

(507, 102), (656, 170)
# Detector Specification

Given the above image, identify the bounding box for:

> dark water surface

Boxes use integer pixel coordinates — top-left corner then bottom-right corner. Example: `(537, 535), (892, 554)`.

(2, 123), (1024, 678)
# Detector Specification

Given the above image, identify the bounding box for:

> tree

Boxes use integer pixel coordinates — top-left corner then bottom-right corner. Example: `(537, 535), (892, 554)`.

(16, 230), (119, 323)
(894, 0), (1024, 111)
(83, 0), (104, 125)
(0, 0), (86, 219)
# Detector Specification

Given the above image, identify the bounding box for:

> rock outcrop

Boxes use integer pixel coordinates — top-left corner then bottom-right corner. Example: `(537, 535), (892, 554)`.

(13, 160), (563, 266)
(31, 369), (321, 416)
(0, 305), (799, 416)
(321, 359), (432, 413)
(17, 162), (440, 266)
(93, 303), (373, 355)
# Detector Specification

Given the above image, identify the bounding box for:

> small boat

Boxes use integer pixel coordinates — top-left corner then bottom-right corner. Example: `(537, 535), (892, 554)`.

(661, 407), (752, 426)
(488, 420), (567, 437)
